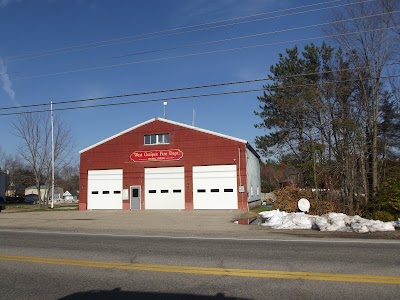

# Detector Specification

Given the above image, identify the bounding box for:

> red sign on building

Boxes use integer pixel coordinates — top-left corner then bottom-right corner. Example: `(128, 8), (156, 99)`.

(130, 149), (183, 162)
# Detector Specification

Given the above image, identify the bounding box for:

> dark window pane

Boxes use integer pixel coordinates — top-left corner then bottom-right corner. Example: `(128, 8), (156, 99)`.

(211, 189), (219, 193)
(149, 190), (156, 194)
(103, 191), (110, 194)
(173, 189), (181, 193)
(114, 191), (121, 194)
(197, 189), (206, 193)
(132, 189), (139, 197)
(91, 191), (98, 194)
(150, 135), (156, 144)
(144, 135), (150, 144)
(224, 189), (234, 192)
(161, 190), (168, 193)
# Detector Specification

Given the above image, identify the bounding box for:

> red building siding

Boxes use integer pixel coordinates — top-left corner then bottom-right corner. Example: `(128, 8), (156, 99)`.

(79, 119), (248, 210)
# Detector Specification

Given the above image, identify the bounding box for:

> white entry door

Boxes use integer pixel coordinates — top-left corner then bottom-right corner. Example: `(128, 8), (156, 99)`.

(87, 169), (123, 209)
(144, 167), (185, 209)
(193, 165), (238, 209)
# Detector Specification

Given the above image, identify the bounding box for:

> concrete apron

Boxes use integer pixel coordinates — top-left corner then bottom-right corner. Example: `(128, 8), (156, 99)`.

(0, 210), (399, 240)
(0, 210), (252, 237)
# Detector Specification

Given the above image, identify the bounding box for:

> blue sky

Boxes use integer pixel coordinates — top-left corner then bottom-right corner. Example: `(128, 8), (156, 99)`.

(0, 0), (334, 162)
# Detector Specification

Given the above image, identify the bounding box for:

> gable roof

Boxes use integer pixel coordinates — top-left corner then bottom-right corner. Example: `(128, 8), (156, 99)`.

(79, 118), (247, 153)
(64, 190), (79, 196)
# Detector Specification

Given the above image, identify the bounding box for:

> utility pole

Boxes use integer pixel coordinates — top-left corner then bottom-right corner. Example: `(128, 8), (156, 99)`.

(51, 100), (55, 209)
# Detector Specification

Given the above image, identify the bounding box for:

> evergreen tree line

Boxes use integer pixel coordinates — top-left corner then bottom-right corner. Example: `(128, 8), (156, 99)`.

(255, 1), (400, 219)
(255, 43), (399, 218)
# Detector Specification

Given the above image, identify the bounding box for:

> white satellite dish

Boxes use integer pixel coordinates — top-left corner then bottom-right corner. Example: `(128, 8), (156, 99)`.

(298, 198), (310, 212)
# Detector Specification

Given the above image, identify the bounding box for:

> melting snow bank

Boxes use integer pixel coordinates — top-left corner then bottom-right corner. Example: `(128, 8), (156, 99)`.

(259, 210), (398, 233)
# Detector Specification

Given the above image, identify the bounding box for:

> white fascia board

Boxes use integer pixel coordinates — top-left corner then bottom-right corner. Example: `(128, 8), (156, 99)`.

(79, 117), (247, 154)
(79, 118), (156, 153)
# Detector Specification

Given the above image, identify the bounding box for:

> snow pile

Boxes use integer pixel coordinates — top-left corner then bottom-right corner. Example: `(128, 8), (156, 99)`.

(258, 209), (313, 230)
(259, 209), (396, 233)
(393, 219), (400, 229)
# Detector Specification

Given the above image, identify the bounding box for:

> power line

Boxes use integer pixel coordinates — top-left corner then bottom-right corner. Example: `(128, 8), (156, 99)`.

(11, 25), (399, 81)
(112, 10), (398, 60)
(2, 61), (399, 112)
(5, 0), (349, 63)
(0, 88), (262, 116)
(1, 73), (399, 117)
(0, 78), (267, 110)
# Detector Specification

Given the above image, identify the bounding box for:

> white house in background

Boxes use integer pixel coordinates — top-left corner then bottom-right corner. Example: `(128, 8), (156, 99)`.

(63, 190), (79, 201)
(63, 191), (73, 201)
(25, 185), (63, 201)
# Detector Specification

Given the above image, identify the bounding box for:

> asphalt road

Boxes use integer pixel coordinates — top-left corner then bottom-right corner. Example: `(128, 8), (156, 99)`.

(1, 229), (399, 299)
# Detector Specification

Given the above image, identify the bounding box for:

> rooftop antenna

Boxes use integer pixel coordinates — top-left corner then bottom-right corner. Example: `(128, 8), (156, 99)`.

(192, 108), (196, 126)
(163, 101), (167, 119)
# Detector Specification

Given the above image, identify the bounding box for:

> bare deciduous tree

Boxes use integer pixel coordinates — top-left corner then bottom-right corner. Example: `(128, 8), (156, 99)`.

(325, 0), (399, 204)
(13, 113), (74, 207)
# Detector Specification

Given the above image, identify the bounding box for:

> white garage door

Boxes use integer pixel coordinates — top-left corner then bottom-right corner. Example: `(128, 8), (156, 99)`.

(145, 167), (185, 209)
(193, 165), (238, 209)
(87, 169), (123, 209)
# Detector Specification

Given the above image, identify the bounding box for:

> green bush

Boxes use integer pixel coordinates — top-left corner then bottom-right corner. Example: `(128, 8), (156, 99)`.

(370, 210), (397, 222)
(376, 162), (400, 218)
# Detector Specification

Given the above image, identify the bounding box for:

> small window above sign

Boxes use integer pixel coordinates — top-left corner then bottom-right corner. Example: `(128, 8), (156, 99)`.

(144, 133), (170, 145)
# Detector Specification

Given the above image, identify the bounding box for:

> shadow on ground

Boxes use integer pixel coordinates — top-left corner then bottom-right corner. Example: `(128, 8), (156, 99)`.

(59, 288), (250, 300)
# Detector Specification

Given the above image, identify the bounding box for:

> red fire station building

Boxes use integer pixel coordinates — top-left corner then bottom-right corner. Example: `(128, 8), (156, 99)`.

(79, 118), (261, 210)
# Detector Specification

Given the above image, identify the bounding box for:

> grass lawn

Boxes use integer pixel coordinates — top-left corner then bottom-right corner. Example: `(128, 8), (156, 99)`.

(3, 203), (78, 213)
(250, 206), (274, 214)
